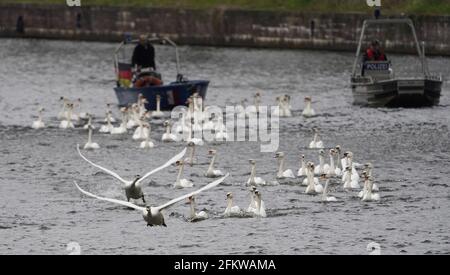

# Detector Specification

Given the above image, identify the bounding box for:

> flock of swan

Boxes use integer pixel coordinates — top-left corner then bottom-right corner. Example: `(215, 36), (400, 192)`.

(31, 92), (381, 227)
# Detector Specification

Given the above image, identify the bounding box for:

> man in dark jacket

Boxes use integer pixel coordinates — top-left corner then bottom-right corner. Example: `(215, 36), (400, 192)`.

(131, 35), (156, 71)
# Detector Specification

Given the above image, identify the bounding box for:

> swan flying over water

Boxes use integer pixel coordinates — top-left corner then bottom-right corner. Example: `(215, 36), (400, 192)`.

(74, 174), (229, 227)
(77, 145), (186, 202)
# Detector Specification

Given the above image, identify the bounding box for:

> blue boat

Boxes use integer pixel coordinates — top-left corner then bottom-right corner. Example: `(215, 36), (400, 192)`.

(113, 36), (209, 110)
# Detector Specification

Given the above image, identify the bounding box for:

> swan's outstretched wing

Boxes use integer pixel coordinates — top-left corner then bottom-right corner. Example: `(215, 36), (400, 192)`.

(136, 148), (187, 186)
(74, 181), (145, 212)
(156, 173), (229, 211)
(77, 144), (129, 185)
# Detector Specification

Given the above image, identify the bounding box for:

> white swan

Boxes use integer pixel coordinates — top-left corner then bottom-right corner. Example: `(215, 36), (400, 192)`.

(137, 94), (148, 117)
(358, 171), (369, 198)
(126, 104), (140, 129)
(74, 174), (228, 227)
(77, 145), (186, 202)
(224, 192), (242, 217)
(247, 159), (266, 186)
(273, 95), (292, 117)
(302, 96), (316, 117)
(275, 152), (295, 179)
(297, 155), (308, 177)
(174, 160), (194, 188)
(362, 176), (380, 202)
(281, 95), (292, 117)
(132, 114), (151, 141)
(363, 163), (379, 191)
(343, 166), (360, 189)
(32, 107), (45, 129)
(59, 103), (75, 129)
(341, 152), (360, 183)
(99, 111), (114, 133)
(105, 103), (117, 123)
(187, 196), (208, 222)
(319, 174), (337, 202)
(205, 149), (224, 178)
(302, 162), (319, 186)
(139, 124), (155, 149)
(246, 92), (262, 116)
(58, 97), (68, 120)
(309, 128), (324, 149)
(83, 125), (100, 150)
(162, 120), (179, 142)
(305, 163), (323, 194)
(246, 186), (257, 213)
(151, 95), (165, 119)
(111, 107), (128, 135)
(327, 149), (342, 177)
(314, 149), (330, 175)
(186, 118), (204, 146)
(251, 190), (267, 218)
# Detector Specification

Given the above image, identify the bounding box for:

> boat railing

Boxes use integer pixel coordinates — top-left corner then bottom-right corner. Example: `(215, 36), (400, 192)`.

(114, 36), (182, 86)
(352, 18), (430, 78)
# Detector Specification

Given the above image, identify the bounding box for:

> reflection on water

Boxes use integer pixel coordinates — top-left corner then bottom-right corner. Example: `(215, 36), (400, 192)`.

(0, 38), (449, 255)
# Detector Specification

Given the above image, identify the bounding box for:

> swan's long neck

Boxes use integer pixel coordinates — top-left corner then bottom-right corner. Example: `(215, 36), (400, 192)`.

(319, 155), (325, 169)
(106, 113), (111, 126)
(322, 179), (330, 200)
(250, 164), (256, 182)
(306, 101), (311, 112)
(363, 178), (369, 191)
(277, 157), (285, 177)
(255, 196), (262, 212)
(254, 96), (260, 112)
(145, 127), (150, 142)
(367, 179), (373, 195)
(87, 127), (93, 143)
(189, 146), (195, 166)
(176, 163), (184, 184)
(67, 107), (72, 121)
(330, 155), (335, 170)
(156, 97), (161, 112)
(336, 152), (341, 169)
(189, 199), (196, 218)
(38, 110), (43, 122)
(208, 154), (216, 172)
(226, 198), (233, 210)
(314, 133), (319, 143)
(165, 124), (171, 135)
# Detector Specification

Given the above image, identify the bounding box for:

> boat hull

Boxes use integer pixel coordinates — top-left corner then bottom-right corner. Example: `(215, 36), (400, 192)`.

(114, 80), (209, 110)
(351, 78), (442, 107)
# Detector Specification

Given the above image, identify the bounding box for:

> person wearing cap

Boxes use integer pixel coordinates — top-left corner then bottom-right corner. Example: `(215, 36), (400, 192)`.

(131, 34), (156, 71)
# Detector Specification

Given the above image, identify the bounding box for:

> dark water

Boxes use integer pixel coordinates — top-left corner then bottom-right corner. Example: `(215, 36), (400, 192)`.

(0, 38), (449, 255)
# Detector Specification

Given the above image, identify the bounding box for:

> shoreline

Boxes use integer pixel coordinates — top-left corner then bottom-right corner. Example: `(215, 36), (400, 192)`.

(1, 4), (449, 56)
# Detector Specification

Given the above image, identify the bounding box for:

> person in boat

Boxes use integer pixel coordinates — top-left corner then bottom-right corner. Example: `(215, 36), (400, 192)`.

(362, 40), (388, 75)
(132, 34), (156, 71)
(131, 35), (162, 88)
(364, 40), (388, 62)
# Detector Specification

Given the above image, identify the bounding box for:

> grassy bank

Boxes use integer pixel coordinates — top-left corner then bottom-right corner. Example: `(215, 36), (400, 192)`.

(1, 0), (449, 15)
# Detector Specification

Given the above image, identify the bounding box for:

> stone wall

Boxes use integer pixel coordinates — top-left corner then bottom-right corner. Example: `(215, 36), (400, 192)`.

(0, 4), (449, 55)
